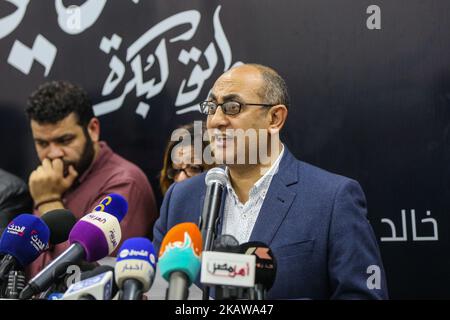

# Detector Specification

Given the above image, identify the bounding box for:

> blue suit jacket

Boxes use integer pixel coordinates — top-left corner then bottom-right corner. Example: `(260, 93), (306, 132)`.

(153, 148), (388, 299)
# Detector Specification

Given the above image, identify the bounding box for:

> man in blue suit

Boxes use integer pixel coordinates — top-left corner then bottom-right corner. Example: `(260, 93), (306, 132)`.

(153, 64), (388, 299)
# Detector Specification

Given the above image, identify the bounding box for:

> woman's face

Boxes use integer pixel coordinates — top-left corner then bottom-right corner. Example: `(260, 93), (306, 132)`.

(170, 145), (204, 182)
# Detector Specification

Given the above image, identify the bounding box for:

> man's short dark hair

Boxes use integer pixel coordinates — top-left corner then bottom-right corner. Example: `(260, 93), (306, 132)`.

(26, 80), (94, 126)
(247, 63), (290, 108)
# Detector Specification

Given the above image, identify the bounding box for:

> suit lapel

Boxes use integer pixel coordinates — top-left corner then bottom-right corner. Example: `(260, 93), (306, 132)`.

(249, 148), (299, 246)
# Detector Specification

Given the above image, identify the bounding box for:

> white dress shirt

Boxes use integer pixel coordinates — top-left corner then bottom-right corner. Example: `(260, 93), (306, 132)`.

(221, 145), (285, 244)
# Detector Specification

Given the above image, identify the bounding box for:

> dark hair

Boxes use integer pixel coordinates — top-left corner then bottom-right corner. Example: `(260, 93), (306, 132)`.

(26, 80), (94, 126)
(159, 122), (214, 195)
(247, 63), (290, 108)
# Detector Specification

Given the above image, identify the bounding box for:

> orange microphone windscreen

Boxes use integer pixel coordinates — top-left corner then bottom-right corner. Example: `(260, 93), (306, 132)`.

(159, 222), (202, 258)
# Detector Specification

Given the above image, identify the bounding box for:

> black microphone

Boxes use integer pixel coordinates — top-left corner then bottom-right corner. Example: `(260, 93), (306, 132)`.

(198, 167), (227, 252)
(198, 168), (227, 300)
(4, 270), (26, 299)
(213, 234), (240, 253)
(239, 242), (277, 300)
(41, 209), (77, 245)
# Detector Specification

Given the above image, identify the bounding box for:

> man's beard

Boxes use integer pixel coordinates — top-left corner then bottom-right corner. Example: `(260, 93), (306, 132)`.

(63, 133), (95, 178)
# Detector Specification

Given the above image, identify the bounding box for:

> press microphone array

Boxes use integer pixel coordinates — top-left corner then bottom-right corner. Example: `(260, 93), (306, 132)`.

(19, 193), (128, 299)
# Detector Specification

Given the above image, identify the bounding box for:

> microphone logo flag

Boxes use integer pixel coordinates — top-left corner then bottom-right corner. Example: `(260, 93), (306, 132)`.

(200, 251), (256, 288)
(6, 223), (26, 237)
(30, 231), (48, 252)
(160, 232), (199, 259)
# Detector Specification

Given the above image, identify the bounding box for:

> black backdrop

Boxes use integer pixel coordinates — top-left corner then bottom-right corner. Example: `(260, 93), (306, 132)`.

(0, 0), (449, 299)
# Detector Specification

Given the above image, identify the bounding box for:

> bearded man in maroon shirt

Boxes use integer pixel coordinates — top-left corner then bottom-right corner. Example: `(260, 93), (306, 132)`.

(25, 80), (158, 277)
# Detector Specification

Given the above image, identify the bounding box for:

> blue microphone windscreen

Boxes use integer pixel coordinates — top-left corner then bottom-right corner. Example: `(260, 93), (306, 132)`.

(92, 193), (128, 222)
(0, 214), (50, 267)
(116, 237), (157, 269)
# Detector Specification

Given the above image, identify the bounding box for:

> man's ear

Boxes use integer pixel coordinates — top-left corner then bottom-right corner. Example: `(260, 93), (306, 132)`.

(268, 104), (288, 134)
(87, 117), (100, 142)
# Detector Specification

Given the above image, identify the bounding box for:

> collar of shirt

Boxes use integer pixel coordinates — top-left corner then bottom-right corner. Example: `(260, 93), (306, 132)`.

(225, 144), (285, 206)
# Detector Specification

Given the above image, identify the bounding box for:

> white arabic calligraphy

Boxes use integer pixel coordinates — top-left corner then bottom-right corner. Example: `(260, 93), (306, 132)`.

(381, 209), (438, 242)
(93, 5), (242, 119)
(0, 0), (30, 40)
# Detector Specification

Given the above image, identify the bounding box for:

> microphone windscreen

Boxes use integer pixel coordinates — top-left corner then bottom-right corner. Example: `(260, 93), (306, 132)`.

(213, 234), (240, 252)
(158, 222), (202, 284)
(92, 193), (128, 222)
(239, 241), (277, 290)
(81, 265), (119, 297)
(0, 214), (49, 267)
(68, 211), (122, 262)
(115, 237), (157, 291)
(41, 209), (77, 245)
(205, 167), (227, 186)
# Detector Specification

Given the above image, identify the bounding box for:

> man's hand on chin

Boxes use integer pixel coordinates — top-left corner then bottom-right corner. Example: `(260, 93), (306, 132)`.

(29, 158), (78, 214)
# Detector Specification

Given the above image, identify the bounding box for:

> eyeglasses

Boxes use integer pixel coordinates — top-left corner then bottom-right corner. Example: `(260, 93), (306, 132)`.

(167, 165), (204, 180)
(199, 100), (275, 115)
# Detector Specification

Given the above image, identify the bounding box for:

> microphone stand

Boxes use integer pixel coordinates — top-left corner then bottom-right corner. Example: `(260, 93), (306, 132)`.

(199, 182), (225, 300)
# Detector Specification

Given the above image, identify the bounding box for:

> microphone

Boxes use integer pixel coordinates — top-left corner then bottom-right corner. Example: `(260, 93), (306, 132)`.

(239, 242), (277, 300)
(40, 209), (77, 245)
(62, 266), (117, 300)
(200, 247), (256, 295)
(19, 193), (127, 300)
(213, 234), (240, 253)
(4, 270), (26, 299)
(210, 234), (249, 300)
(0, 214), (50, 281)
(115, 237), (157, 300)
(159, 222), (202, 300)
(198, 168), (227, 300)
(198, 167), (227, 252)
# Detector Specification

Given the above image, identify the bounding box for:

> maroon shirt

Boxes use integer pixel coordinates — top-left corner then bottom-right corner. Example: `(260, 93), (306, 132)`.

(27, 141), (158, 278)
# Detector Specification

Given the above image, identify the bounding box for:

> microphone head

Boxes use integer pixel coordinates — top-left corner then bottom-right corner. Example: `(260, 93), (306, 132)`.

(0, 214), (50, 267)
(92, 193), (128, 222)
(239, 241), (277, 290)
(81, 265), (119, 298)
(115, 237), (157, 292)
(205, 167), (227, 187)
(41, 209), (77, 245)
(68, 211), (122, 262)
(158, 222), (202, 285)
(213, 234), (240, 253)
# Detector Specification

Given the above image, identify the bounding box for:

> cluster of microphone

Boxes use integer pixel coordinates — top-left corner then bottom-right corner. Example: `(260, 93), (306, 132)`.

(0, 167), (277, 300)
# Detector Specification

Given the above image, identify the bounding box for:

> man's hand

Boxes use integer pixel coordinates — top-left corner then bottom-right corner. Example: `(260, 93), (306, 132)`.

(29, 158), (78, 209)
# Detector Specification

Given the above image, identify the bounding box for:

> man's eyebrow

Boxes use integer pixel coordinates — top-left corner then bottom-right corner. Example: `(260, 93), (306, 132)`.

(34, 134), (75, 143)
(54, 134), (75, 141)
(208, 92), (217, 101)
(208, 93), (242, 101)
(222, 94), (242, 101)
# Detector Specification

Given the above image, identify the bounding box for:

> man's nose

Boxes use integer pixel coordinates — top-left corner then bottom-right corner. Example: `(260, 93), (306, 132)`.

(208, 106), (229, 129)
(47, 143), (64, 159)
